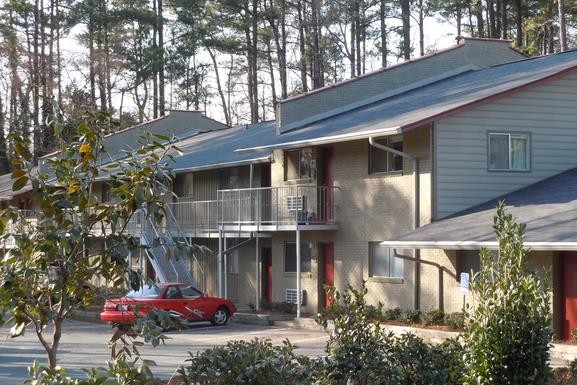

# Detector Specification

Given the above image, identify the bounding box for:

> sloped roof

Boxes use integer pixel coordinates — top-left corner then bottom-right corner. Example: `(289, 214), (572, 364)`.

(171, 121), (275, 172)
(238, 49), (577, 152)
(380, 166), (577, 250)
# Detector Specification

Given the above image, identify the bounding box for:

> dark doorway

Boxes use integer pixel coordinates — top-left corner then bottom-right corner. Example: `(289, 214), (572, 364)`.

(320, 147), (334, 222)
(262, 247), (273, 303)
(319, 243), (335, 310)
(563, 251), (577, 340)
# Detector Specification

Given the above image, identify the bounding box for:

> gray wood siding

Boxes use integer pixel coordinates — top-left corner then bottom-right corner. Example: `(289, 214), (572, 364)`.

(435, 71), (577, 219)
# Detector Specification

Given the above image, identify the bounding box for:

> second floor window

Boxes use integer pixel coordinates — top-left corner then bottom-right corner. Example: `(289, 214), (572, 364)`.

(369, 135), (403, 174)
(488, 132), (530, 171)
(285, 148), (314, 181)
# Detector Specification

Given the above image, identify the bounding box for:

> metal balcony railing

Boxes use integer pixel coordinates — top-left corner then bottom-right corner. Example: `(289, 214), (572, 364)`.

(167, 185), (338, 233)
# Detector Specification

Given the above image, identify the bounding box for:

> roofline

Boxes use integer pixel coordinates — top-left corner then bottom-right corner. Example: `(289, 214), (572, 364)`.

(235, 126), (402, 152)
(39, 110), (227, 160)
(279, 37), (518, 104)
(380, 240), (577, 251)
(401, 64), (577, 133)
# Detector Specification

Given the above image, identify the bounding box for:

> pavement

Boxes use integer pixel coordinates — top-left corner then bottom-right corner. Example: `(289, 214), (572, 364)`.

(1, 309), (575, 384)
(0, 318), (329, 385)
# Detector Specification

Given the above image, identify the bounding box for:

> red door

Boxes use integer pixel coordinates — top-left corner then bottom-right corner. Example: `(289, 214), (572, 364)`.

(321, 147), (334, 222)
(563, 252), (577, 340)
(262, 248), (272, 303)
(322, 243), (335, 308)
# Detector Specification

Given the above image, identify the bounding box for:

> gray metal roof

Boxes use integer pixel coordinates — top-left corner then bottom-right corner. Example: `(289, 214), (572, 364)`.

(238, 49), (577, 152)
(381, 166), (577, 250)
(169, 120), (275, 172)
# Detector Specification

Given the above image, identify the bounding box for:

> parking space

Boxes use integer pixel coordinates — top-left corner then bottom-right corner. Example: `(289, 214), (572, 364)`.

(0, 320), (329, 384)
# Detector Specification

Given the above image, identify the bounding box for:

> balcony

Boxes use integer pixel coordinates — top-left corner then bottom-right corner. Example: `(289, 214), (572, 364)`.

(168, 185), (338, 236)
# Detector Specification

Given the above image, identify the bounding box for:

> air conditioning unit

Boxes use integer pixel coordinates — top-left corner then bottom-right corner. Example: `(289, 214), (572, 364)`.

(285, 288), (306, 305)
(286, 195), (305, 211)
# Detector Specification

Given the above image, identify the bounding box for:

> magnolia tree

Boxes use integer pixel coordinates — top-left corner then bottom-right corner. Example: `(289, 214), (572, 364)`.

(463, 203), (553, 384)
(0, 112), (181, 371)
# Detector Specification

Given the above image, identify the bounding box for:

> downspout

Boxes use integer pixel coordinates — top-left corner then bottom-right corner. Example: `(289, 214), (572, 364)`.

(368, 137), (421, 310)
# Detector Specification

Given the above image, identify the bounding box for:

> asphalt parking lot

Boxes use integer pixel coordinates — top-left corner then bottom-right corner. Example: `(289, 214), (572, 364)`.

(0, 319), (330, 385)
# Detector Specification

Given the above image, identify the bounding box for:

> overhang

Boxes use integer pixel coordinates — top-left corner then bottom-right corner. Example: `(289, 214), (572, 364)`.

(381, 166), (577, 251)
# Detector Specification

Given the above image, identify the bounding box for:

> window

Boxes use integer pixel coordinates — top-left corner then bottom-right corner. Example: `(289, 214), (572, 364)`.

(458, 250), (481, 279)
(369, 242), (404, 278)
(369, 135), (403, 174)
(180, 285), (203, 299)
(488, 132), (530, 171)
(285, 148), (315, 181)
(284, 242), (312, 273)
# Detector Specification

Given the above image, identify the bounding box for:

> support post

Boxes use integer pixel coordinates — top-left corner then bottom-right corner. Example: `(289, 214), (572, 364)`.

(296, 229), (301, 318)
(218, 227), (223, 297)
(255, 232), (260, 311)
(224, 235), (228, 299)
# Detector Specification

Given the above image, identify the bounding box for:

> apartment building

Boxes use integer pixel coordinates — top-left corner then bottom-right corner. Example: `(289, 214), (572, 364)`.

(5, 37), (577, 339)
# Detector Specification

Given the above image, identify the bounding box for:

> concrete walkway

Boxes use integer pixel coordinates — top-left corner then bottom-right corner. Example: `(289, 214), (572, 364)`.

(75, 309), (577, 367)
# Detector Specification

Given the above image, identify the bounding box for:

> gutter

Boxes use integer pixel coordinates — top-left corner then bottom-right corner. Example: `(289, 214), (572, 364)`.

(381, 240), (577, 251)
(235, 126), (402, 153)
(368, 137), (421, 310)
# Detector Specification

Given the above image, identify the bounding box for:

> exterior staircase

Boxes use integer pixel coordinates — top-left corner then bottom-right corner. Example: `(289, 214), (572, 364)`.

(137, 205), (205, 286)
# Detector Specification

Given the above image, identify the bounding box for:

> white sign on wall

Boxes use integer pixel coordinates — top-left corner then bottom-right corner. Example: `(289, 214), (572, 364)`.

(460, 272), (470, 294)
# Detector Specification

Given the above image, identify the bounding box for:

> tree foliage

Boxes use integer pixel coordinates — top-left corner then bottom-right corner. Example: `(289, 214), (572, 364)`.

(462, 202), (553, 385)
(0, 110), (179, 369)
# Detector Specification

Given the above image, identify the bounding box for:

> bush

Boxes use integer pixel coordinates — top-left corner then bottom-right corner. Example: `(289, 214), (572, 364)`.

(422, 309), (445, 326)
(179, 338), (316, 385)
(462, 203), (553, 385)
(390, 333), (464, 385)
(315, 283), (397, 385)
(444, 312), (464, 330)
(399, 309), (421, 324)
(382, 307), (402, 321)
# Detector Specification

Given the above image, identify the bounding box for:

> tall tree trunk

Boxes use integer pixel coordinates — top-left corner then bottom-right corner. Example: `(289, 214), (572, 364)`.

(514, 0), (522, 47)
(297, 0), (308, 92)
(559, 0), (567, 51)
(311, 0), (323, 88)
(418, 0), (424, 56)
(152, 0), (159, 119)
(500, 0), (508, 39)
(488, 0), (497, 37)
(207, 47), (231, 126)
(380, 0), (387, 68)
(350, 3), (356, 77)
(157, 0), (165, 116)
(248, 0), (259, 123)
(0, 95), (9, 174)
(476, 0), (485, 37)
(401, 0), (410, 59)
(265, 38), (277, 107)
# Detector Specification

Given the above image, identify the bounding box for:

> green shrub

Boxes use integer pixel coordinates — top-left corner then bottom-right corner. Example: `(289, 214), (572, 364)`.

(462, 203), (553, 385)
(382, 307), (402, 321)
(390, 333), (463, 385)
(365, 303), (383, 321)
(439, 337), (466, 385)
(422, 309), (445, 326)
(444, 312), (464, 330)
(316, 283), (397, 385)
(179, 338), (316, 385)
(400, 309), (421, 324)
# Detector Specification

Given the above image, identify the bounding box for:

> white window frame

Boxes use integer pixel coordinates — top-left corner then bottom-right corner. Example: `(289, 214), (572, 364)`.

(284, 148), (315, 181)
(369, 242), (404, 279)
(369, 135), (404, 175)
(488, 132), (530, 171)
